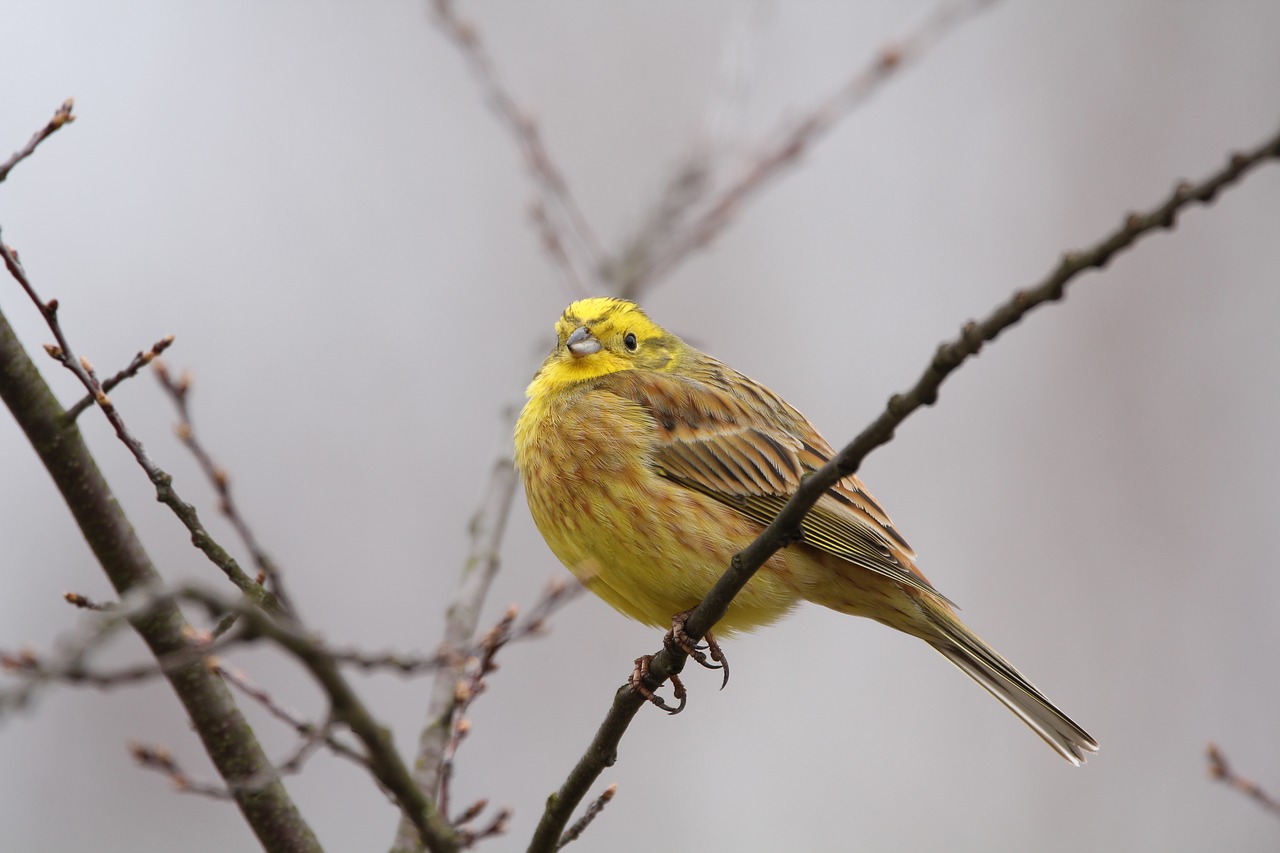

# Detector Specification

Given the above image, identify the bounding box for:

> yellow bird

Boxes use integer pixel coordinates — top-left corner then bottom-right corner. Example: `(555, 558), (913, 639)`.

(514, 297), (1097, 765)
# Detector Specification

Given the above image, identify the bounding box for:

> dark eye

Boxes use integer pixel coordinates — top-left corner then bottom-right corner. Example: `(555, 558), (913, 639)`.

(623, 332), (638, 352)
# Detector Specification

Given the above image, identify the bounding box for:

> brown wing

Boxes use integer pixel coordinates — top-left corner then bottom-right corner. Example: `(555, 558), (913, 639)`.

(603, 364), (950, 604)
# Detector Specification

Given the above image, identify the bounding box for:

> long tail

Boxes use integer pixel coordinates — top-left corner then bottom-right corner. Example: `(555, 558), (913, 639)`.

(927, 612), (1099, 765)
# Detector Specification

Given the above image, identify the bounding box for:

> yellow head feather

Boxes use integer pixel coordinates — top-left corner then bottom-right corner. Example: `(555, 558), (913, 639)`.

(526, 298), (682, 397)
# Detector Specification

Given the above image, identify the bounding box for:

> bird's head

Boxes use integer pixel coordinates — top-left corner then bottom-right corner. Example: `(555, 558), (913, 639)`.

(529, 298), (682, 393)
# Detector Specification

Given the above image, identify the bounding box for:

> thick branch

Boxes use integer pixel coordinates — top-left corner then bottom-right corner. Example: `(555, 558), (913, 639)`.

(527, 122), (1280, 852)
(0, 305), (321, 853)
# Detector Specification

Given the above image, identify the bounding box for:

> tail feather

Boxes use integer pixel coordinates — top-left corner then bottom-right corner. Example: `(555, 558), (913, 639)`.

(929, 618), (1098, 766)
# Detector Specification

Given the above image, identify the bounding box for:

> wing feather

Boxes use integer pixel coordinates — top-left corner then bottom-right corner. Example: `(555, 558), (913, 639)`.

(603, 366), (947, 603)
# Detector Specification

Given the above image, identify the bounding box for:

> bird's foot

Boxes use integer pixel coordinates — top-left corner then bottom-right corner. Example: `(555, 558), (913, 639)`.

(629, 655), (686, 715)
(665, 609), (730, 690)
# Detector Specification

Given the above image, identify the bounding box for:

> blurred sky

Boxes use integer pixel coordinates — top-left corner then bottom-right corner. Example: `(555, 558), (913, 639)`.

(3, 2), (1280, 851)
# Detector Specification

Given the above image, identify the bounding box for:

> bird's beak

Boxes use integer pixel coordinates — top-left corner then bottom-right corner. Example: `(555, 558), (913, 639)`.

(566, 326), (602, 358)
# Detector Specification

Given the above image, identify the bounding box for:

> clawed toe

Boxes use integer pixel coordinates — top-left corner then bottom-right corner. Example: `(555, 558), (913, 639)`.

(665, 610), (730, 690)
(629, 655), (687, 714)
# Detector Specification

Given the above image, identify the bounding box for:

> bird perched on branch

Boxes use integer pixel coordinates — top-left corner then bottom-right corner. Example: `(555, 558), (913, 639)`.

(514, 297), (1097, 765)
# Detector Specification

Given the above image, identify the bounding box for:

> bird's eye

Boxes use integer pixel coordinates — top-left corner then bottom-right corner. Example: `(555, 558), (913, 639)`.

(623, 332), (638, 352)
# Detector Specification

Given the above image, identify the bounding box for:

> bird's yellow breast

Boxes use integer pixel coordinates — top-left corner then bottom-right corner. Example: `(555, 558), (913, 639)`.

(514, 382), (802, 633)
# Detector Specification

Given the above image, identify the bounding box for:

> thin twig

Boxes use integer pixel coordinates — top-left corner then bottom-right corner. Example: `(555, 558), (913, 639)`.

(529, 201), (591, 297)
(636, 0), (995, 291)
(0, 237), (279, 613)
(1207, 742), (1280, 817)
(436, 606), (517, 840)
(64, 334), (174, 421)
(557, 784), (616, 850)
(392, 438), (520, 851)
(2, 117), (315, 851)
(171, 585), (463, 852)
(62, 591), (113, 611)
(1, 577), (581, 721)
(130, 742), (238, 800)
(527, 121), (1280, 853)
(443, 580), (583, 819)
(608, 2), (768, 297)
(0, 587), (222, 713)
(154, 361), (295, 613)
(0, 99), (75, 183)
(216, 660), (370, 776)
(431, 0), (598, 295)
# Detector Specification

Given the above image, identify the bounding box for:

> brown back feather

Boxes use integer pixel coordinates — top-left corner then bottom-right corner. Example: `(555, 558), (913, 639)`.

(600, 362), (950, 605)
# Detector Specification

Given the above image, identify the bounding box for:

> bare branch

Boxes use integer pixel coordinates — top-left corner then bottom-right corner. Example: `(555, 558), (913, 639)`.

(0, 237), (279, 613)
(216, 661), (371, 777)
(393, 434), (520, 851)
(529, 201), (591, 297)
(431, 0), (598, 295)
(527, 121), (1280, 853)
(0, 287), (320, 850)
(436, 606), (517, 842)
(153, 360), (295, 612)
(168, 585), (464, 852)
(0, 99), (75, 184)
(63, 590), (113, 611)
(64, 334), (174, 421)
(1208, 742), (1280, 817)
(631, 0), (995, 292)
(130, 742), (238, 800)
(557, 784), (616, 850)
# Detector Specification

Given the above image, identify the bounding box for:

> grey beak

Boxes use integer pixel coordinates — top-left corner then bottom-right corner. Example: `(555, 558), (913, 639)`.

(566, 326), (602, 357)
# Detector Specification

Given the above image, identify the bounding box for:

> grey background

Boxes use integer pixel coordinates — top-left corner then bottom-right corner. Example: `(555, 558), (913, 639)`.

(3, 2), (1280, 851)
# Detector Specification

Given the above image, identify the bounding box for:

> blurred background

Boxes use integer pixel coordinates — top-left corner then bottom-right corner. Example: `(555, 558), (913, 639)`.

(3, 2), (1280, 851)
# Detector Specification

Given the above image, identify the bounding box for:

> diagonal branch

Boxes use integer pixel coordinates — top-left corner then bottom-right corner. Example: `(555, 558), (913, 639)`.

(154, 361), (296, 613)
(430, 0), (599, 295)
(527, 121), (1280, 853)
(64, 334), (174, 421)
(0, 237), (279, 613)
(0, 99), (75, 183)
(1208, 742), (1280, 817)
(629, 0), (996, 293)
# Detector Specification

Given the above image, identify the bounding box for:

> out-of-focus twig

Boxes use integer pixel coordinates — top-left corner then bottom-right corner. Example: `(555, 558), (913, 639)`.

(431, 0), (598, 296)
(609, 1), (768, 298)
(391, 431), (519, 853)
(633, 0), (996, 292)
(130, 742), (237, 800)
(528, 120), (1280, 853)
(62, 590), (113, 611)
(0, 99), (75, 183)
(64, 334), (174, 421)
(557, 784), (616, 850)
(216, 660), (369, 780)
(436, 606), (518, 843)
(1208, 742), (1280, 817)
(2, 576), (580, 721)
(529, 201), (590, 297)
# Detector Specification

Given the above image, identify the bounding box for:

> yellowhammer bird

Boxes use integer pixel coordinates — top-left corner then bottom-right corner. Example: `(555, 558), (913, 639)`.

(514, 297), (1098, 765)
